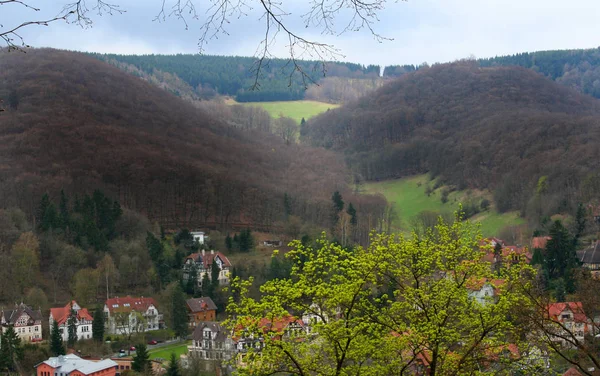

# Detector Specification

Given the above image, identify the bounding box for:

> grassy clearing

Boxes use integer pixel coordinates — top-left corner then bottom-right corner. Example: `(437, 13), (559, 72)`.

(226, 99), (339, 123)
(148, 341), (191, 361)
(362, 174), (524, 236)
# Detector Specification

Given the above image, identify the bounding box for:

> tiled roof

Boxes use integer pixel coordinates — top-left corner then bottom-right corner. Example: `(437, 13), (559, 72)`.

(50, 301), (93, 325)
(577, 242), (600, 264)
(548, 302), (588, 323)
(40, 354), (117, 375)
(184, 251), (232, 269)
(105, 296), (157, 314)
(563, 367), (583, 376)
(532, 236), (551, 249)
(186, 297), (217, 313)
(192, 321), (227, 342)
(1, 303), (42, 325)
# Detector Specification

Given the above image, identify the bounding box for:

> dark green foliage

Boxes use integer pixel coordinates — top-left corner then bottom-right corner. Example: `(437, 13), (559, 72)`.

(171, 284), (188, 339)
(59, 190), (69, 229)
(7, 88), (19, 110)
(225, 234), (233, 252)
(440, 189), (449, 204)
(92, 307), (105, 342)
(574, 203), (587, 247)
(211, 259), (220, 291)
(267, 254), (292, 281)
(167, 353), (181, 376)
(185, 263), (198, 295)
(332, 191), (344, 212)
(0, 326), (23, 373)
(480, 199), (490, 211)
(545, 221), (578, 282)
(67, 308), (77, 347)
(553, 278), (566, 302)
(174, 229), (193, 246)
(132, 344), (150, 373)
(531, 248), (544, 266)
(36, 194), (51, 229)
(50, 321), (65, 356)
(146, 232), (170, 287)
(237, 229), (254, 253)
(201, 273), (213, 298)
(347, 203), (357, 225)
(284, 193), (292, 218)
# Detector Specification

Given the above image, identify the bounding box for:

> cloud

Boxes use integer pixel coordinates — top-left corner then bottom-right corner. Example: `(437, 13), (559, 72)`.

(1, 0), (599, 66)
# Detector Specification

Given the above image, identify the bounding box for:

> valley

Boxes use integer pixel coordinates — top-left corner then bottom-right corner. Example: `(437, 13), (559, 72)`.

(223, 98), (339, 123)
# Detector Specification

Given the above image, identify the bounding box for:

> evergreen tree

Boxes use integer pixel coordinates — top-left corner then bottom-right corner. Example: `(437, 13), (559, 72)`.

(531, 248), (544, 266)
(201, 273), (213, 298)
(225, 234), (233, 252)
(7, 88), (19, 110)
(574, 203), (587, 248)
(132, 344), (150, 373)
(0, 326), (23, 373)
(238, 229), (254, 253)
(50, 320), (65, 356)
(92, 307), (105, 342)
(41, 203), (60, 231)
(146, 232), (170, 287)
(67, 308), (77, 347)
(59, 190), (70, 230)
(347, 203), (357, 225)
(36, 194), (50, 230)
(185, 263), (198, 295)
(211, 259), (221, 291)
(171, 284), (188, 339)
(331, 191), (344, 212)
(554, 278), (566, 302)
(545, 220), (577, 281)
(232, 233), (240, 252)
(283, 193), (292, 218)
(167, 352), (181, 376)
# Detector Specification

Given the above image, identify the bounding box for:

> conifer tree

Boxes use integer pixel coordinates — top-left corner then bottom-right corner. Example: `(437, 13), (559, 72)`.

(67, 308), (78, 347)
(132, 344), (150, 374)
(346, 203), (357, 225)
(171, 284), (188, 339)
(0, 326), (23, 373)
(59, 190), (70, 230)
(167, 353), (181, 376)
(211, 259), (221, 291)
(225, 234), (233, 252)
(50, 320), (65, 356)
(201, 273), (213, 298)
(92, 307), (105, 343)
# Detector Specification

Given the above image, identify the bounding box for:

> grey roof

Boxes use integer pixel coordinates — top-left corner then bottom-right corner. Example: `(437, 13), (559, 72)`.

(578, 242), (600, 264)
(187, 297), (217, 313)
(192, 321), (227, 342)
(1, 303), (42, 325)
(41, 355), (117, 375)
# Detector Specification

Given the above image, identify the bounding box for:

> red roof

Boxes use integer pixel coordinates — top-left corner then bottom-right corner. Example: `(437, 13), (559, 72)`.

(185, 251), (232, 269)
(50, 301), (93, 325)
(466, 278), (505, 292)
(105, 296), (157, 314)
(548, 302), (588, 323)
(563, 367), (583, 376)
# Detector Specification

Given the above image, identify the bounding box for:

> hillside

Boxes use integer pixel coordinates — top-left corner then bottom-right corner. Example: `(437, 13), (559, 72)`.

(304, 62), (600, 221)
(0, 49), (386, 235)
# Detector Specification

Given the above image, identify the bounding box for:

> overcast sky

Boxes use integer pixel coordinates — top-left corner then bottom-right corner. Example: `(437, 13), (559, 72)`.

(2, 0), (600, 67)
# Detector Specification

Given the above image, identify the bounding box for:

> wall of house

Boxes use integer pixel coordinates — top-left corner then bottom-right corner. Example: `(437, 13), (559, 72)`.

(11, 324), (42, 342)
(36, 363), (55, 376)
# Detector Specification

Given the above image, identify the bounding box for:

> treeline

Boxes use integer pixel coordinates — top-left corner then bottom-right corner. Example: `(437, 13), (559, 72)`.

(304, 62), (600, 221)
(92, 53), (381, 102)
(479, 47), (600, 98)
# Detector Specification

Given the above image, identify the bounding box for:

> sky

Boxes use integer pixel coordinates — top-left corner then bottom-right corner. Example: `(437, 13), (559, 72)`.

(2, 0), (600, 67)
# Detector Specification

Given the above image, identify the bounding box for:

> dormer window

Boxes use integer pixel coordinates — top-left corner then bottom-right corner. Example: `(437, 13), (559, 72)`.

(562, 314), (570, 320)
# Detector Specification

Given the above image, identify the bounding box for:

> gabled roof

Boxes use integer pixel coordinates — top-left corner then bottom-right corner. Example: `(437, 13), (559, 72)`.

(192, 321), (227, 342)
(184, 251), (231, 269)
(577, 242), (600, 264)
(548, 302), (588, 323)
(50, 301), (93, 325)
(187, 297), (217, 313)
(39, 354), (117, 375)
(563, 367), (583, 376)
(1, 303), (42, 325)
(105, 296), (157, 314)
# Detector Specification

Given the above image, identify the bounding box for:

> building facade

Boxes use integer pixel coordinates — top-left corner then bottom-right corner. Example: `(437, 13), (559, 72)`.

(1, 303), (43, 342)
(103, 296), (163, 335)
(49, 301), (94, 341)
(182, 250), (232, 287)
(187, 297), (217, 327)
(36, 355), (117, 376)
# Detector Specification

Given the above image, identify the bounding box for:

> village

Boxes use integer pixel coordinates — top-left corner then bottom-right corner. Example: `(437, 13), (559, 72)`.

(2, 230), (599, 376)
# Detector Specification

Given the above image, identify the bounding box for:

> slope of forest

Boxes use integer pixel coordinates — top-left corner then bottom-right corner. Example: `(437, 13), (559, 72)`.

(0, 49), (386, 238)
(93, 53), (381, 102)
(304, 62), (600, 221)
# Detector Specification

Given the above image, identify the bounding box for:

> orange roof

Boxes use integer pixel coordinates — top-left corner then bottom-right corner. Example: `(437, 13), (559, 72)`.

(548, 302), (588, 323)
(185, 251), (232, 269)
(50, 301), (93, 325)
(563, 367), (583, 376)
(105, 296), (157, 314)
(532, 236), (551, 249)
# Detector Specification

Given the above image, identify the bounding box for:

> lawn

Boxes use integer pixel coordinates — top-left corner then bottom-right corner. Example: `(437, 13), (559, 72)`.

(226, 99), (339, 123)
(362, 174), (524, 237)
(148, 341), (191, 361)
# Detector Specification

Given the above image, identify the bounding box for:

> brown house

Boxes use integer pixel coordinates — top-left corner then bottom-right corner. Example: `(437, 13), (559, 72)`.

(186, 297), (217, 327)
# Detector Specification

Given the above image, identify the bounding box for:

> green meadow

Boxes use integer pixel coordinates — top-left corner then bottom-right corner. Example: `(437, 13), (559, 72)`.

(227, 99), (339, 123)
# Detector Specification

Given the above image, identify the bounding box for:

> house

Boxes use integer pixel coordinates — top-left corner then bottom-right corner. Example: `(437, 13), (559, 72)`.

(49, 301), (94, 341)
(36, 354), (117, 376)
(188, 321), (234, 364)
(182, 249), (232, 287)
(577, 241), (600, 278)
(466, 278), (504, 305)
(563, 367), (583, 376)
(191, 231), (206, 245)
(187, 297), (217, 327)
(103, 296), (163, 335)
(1, 303), (43, 342)
(262, 240), (282, 247)
(481, 243), (531, 266)
(547, 302), (591, 347)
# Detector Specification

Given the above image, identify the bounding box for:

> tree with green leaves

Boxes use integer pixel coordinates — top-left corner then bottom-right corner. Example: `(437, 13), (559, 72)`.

(50, 320), (65, 356)
(201, 273), (213, 298)
(92, 307), (105, 342)
(167, 352), (181, 376)
(132, 344), (150, 374)
(59, 190), (70, 230)
(185, 263), (198, 295)
(225, 234), (233, 252)
(67, 308), (77, 347)
(346, 202), (357, 225)
(0, 326), (23, 374)
(283, 193), (292, 218)
(171, 284), (188, 339)
(146, 231), (170, 288)
(331, 191), (344, 212)
(573, 203), (587, 248)
(211, 259), (220, 291)
(227, 215), (536, 375)
(238, 229), (254, 253)
(545, 220), (577, 281)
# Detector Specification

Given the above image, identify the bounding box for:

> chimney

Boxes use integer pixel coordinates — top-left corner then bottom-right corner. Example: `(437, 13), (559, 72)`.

(202, 249), (205, 256)
(210, 249), (214, 255)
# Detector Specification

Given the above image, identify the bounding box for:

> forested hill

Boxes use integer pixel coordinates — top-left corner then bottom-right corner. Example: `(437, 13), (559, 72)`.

(93, 53), (381, 102)
(304, 62), (600, 218)
(478, 47), (600, 98)
(0, 49), (386, 236)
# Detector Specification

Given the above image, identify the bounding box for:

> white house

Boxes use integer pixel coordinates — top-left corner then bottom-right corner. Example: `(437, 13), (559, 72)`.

(547, 302), (591, 347)
(49, 301), (93, 341)
(182, 249), (232, 287)
(191, 231), (206, 245)
(188, 321), (234, 364)
(103, 296), (163, 335)
(0, 303), (43, 343)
